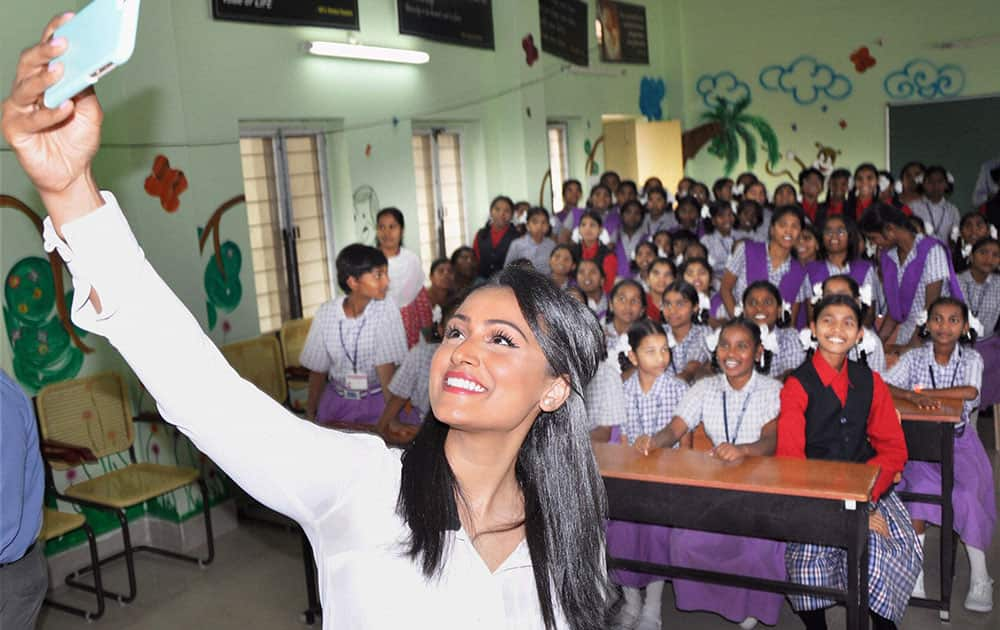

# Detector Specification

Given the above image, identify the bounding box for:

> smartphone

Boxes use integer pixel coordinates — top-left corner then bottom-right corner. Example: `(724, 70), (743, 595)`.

(43, 0), (141, 109)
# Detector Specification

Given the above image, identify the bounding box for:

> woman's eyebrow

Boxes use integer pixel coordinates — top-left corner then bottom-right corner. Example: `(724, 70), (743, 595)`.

(448, 314), (528, 341)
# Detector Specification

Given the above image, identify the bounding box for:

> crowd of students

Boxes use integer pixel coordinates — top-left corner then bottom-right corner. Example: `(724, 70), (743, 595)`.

(304, 162), (999, 630)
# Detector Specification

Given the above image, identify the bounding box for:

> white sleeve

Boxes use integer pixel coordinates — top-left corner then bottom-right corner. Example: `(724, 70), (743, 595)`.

(43, 193), (401, 534)
(674, 379), (707, 430)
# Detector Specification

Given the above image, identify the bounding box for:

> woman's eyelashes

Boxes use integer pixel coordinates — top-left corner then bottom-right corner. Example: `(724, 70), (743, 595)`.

(443, 324), (518, 348)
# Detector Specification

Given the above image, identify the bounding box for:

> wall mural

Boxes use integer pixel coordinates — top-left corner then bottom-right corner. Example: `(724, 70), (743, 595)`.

(849, 46), (877, 73)
(198, 195), (246, 332)
(685, 72), (779, 176)
(759, 56), (852, 105)
(884, 59), (965, 100)
(2, 195), (91, 392)
(767, 141), (843, 182)
(639, 76), (666, 121)
(144, 155), (189, 213)
(353, 185), (379, 245)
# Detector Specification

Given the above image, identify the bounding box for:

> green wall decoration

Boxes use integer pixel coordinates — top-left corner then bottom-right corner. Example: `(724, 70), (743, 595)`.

(198, 195), (246, 331)
(682, 97), (780, 176)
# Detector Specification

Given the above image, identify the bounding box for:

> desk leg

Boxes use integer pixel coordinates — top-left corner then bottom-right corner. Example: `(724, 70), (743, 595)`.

(939, 424), (955, 622)
(300, 530), (321, 625)
(846, 503), (871, 630)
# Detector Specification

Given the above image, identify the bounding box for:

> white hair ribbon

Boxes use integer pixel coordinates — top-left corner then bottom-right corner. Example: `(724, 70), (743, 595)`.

(915, 310), (928, 327)
(950, 224), (961, 242)
(961, 242), (973, 260)
(782, 300), (792, 318)
(914, 173), (924, 185)
(701, 204), (712, 220)
(946, 171), (955, 185)
(858, 283), (874, 307)
(799, 327), (818, 351)
(705, 327), (721, 352)
(674, 254), (685, 266)
(858, 330), (878, 356)
(734, 303), (744, 317)
(732, 183), (745, 196)
(431, 304), (443, 324)
(923, 220), (933, 236)
(811, 282), (824, 305)
(893, 180), (903, 195)
(969, 313), (985, 337)
(759, 324), (779, 354)
(658, 246), (670, 258)
(991, 225), (999, 239)
(666, 329), (678, 349)
(878, 175), (891, 193)
(865, 238), (877, 258)
(698, 292), (712, 313)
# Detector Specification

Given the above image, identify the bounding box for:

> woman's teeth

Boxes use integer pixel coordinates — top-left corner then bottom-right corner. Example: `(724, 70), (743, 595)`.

(724, 359), (740, 368)
(446, 377), (486, 392)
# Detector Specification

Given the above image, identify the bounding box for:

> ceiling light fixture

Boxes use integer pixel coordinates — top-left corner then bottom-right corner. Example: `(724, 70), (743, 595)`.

(306, 41), (429, 65)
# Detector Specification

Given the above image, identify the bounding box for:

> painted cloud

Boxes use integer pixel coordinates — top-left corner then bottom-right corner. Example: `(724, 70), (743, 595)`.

(696, 71), (751, 108)
(884, 59), (965, 99)
(759, 56), (852, 105)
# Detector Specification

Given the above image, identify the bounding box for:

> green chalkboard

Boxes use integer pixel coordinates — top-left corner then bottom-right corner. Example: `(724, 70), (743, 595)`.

(888, 95), (1000, 213)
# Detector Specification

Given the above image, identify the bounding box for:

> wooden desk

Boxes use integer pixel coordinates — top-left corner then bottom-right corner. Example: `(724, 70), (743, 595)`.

(893, 395), (963, 622)
(595, 444), (879, 630)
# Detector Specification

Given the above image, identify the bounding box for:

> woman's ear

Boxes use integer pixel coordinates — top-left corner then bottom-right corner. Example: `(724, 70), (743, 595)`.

(628, 350), (639, 368)
(539, 376), (572, 412)
(346, 275), (359, 293)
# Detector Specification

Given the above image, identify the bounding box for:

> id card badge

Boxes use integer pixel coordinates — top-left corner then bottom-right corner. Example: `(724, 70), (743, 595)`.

(345, 373), (369, 392)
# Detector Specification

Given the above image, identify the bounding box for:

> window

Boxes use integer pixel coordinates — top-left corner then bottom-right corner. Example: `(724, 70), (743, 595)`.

(239, 131), (334, 333)
(547, 123), (569, 210)
(412, 130), (467, 263)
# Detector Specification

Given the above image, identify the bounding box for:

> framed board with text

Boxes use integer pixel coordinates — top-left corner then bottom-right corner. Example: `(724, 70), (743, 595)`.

(597, 0), (648, 64)
(539, 0), (589, 66)
(212, 0), (360, 30)
(397, 0), (494, 50)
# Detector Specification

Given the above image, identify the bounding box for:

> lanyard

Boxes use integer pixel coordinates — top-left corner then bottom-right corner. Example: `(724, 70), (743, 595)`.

(722, 383), (755, 444)
(969, 282), (986, 317)
(338, 316), (367, 372)
(927, 356), (959, 390)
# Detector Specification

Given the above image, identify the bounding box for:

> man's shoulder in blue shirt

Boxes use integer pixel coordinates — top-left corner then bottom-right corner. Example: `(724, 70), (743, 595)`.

(0, 368), (45, 563)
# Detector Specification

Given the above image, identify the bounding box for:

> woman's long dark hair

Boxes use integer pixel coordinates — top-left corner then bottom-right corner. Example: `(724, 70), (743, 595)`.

(397, 266), (616, 629)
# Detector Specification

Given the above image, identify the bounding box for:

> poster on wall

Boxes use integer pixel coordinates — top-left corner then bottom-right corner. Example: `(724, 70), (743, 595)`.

(211, 0), (360, 30)
(397, 0), (495, 50)
(597, 0), (648, 64)
(539, 0), (589, 66)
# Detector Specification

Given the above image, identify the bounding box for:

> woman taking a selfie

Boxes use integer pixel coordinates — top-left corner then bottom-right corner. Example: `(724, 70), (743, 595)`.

(2, 15), (616, 629)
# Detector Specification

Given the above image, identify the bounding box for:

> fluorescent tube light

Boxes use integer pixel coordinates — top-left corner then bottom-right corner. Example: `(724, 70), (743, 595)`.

(307, 41), (429, 65)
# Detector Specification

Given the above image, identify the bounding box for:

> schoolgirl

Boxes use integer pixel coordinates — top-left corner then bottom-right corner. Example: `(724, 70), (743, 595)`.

(651, 229), (673, 260)
(859, 202), (963, 350)
(741, 281), (805, 379)
(799, 168), (825, 223)
(895, 161), (926, 209)
(818, 275), (885, 373)
(377, 207), (432, 348)
(560, 184), (621, 244)
(426, 258), (454, 311)
(778, 295), (921, 630)
(713, 177), (735, 203)
(473, 195), (518, 279)
(719, 205), (810, 326)
(661, 281), (711, 383)
(669, 229), (699, 264)
(679, 257), (715, 310)
(951, 212), (995, 273)
(643, 187), (677, 235)
(703, 201), (737, 281)
(616, 179), (639, 208)
(301, 244), (408, 425)
(645, 257), (676, 321)
(615, 200), (649, 279)
(553, 178), (583, 239)
(573, 210), (618, 293)
(909, 166), (960, 244)
(958, 237), (1000, 409)
(504, 206), (556, 274)
(885, 297), (995, 612)
(796, 222), (821, 266)
(818, 168), (851, 221)
(375, 297), (462, 438)
(807, 214), (881, 326)
(576, 258), (609, 319)
(689, 181), (711, 207)
(670, 196), (704, 237)
(641, 176), (664, 200)
(634, 318), (785, 630)
(449, 245), (478, 293)
(632, 241), (659, 292)
(607, 320), (689, 630)
(844, 163), (899, 222)
(733, 172), (758, 200)
(605, 279), (648, 355)
(548, 243), (578, 289)
(773, 182), (798, 208)
(732, 199), (768, 242)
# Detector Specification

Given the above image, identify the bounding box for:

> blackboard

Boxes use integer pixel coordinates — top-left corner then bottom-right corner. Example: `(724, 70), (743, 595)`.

(539, 0), (589, 66)
(211, 0), (359, 30)
(888, 95), (1000, 213)
(597, 0), (648, 64)
(398, 1), (494, 50)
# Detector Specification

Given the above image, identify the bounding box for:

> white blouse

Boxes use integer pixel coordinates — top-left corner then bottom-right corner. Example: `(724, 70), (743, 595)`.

(386, 247), (425, 307)
(42, 193), (568, 630)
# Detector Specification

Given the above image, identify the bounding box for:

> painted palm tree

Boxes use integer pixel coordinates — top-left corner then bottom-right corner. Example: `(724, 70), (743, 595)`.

(681, 97), (780, 176)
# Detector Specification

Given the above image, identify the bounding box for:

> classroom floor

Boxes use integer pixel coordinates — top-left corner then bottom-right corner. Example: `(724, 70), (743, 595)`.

(38, 418), (999, 630)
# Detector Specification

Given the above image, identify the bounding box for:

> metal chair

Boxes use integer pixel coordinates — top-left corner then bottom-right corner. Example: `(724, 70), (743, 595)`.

(41, 508), (105, 621)
(36, 372), (214, 604)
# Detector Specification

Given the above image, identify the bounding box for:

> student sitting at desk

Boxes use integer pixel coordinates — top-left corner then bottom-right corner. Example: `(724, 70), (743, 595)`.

(633, 318), (784, 630)
(884, 297), (995, 613)
(777, 295), (921, 630)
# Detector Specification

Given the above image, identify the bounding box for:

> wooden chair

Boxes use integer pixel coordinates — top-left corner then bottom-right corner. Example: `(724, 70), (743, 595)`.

(41, 508), (105, 621)
(36, 372), (214, 604)
(221, 334), (288, 405)
(279, 318), (313, 413)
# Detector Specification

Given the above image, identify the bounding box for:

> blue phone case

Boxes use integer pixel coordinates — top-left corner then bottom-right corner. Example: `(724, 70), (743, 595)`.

(43, 0), (141, 109)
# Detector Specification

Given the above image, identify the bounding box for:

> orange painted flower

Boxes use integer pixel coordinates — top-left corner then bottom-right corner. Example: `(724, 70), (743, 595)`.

(850, 47), (876, 73)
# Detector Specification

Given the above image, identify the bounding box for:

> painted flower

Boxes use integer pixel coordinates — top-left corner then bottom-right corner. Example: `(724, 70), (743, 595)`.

(850, 47), (876, 73)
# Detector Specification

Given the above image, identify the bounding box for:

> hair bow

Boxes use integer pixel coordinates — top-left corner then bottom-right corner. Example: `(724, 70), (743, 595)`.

(864, 238), (877, 258)
(799, 327), (818, 351)
(969, 313), (985, 337)
(894, 180), (904, 195)
(846, 176), (855, 191)
(858, 283), (874, 307)
(571, 226), (582, 243)
(609, 334), (632, 374)
(431, 304), (443, 324)
(811, 282), (824, 305)
(991, 225), (999, 239)
(674, 254), (685, 266)
(858, 330), (878, 356)
(666, 329), (678, 349)
(701, 204), (712, 220)
(730, 200), (739, 212)
(733, 303), (744, 317)
(878, 175), (891, 193)
(946, 171), (955, 185)
(706, 253), (718, 268)
(698, 292), (711, 312)
(922, 220), (933, 236)
(658, 246), (670, 258)
(782, 300), (792, 317)
(914, 173), (925, 185)
(759, 323), (779, 351)
(950, 224), (961, 243)
(571, 226), (611, 245)
(915, 310), (928, 327)
(732, 183), (745, 196)
(961, 242), (973, 260)
(705, 327), (721, 352)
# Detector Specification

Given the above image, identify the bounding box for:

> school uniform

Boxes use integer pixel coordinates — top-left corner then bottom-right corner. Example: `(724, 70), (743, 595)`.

(960, 270), (1000, 407)
(910, 197), (960, 244)
(663, 323), (710, 377)
(606, 371), (687, 589)
(560, 208), (623, 244)
(603, 320), (626, 356)
(669, 371), (787, 626)
(387, 247), (432, 348)
(585, 357), (627, 433)
(586, 293), (609, 321)
(474, 224), (518, 279)
(42, 193), (574, 629)
(703, 230), (735, 283)
(886, 344), (996, 552)
(850, 328), (886, 373)
(614, 229), (648, 279)
(503, 234), (556, 275)
(717, 241), (809, 320)
(387, 337), (439, 425)
(778, 354), (921, 623)
(577, 242), (618, 294)
(881, 234), (963, 344)
(769, 327), (807, 377)
(642, 211), (677, 236)
(300, 295), (408, 425)
(805, 258), (884, 320)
